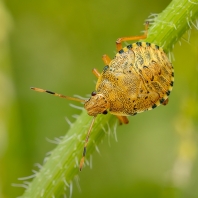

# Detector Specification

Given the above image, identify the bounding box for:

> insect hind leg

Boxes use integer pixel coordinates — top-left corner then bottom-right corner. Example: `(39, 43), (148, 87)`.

(116, 22), (149, 51)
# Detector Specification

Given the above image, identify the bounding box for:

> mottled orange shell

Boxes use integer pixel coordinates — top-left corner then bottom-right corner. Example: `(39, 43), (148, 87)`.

(95, 41), (174, 116)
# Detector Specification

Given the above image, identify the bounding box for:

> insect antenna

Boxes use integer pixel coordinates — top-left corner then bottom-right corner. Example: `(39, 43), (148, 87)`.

(31, 86), (95, 171)
(79, 116), (96, 171)
(30, 87), (85, 103)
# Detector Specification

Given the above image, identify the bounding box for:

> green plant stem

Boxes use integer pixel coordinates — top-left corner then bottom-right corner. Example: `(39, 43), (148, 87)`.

(21, 0), (198, 197)
(144, 0), (198, 51)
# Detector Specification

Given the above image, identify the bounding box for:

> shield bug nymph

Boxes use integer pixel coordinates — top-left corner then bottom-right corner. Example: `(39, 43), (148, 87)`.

(31, 22), (174, 170)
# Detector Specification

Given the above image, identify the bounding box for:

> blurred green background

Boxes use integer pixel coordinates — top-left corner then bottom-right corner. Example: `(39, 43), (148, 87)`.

(1, 0), (198, 197)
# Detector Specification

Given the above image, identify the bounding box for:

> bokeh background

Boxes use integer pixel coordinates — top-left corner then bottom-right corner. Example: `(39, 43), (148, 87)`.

(1, 0), (198, 197)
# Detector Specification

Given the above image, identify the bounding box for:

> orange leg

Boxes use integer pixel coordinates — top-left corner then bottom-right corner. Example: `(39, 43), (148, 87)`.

(116, 22), (149, 51)
(92, 68), (100, 78)
(117, 116), (129, 124)
(92, 67), (129, 124)
(102, 54), (111, 65)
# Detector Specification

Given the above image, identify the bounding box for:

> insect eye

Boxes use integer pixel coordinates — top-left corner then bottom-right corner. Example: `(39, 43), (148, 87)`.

(91, 91), (97, 96)
(102, 110), (108, 115)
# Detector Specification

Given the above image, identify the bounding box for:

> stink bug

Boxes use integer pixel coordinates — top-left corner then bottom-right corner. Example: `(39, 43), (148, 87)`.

(31, 22), (174, 170)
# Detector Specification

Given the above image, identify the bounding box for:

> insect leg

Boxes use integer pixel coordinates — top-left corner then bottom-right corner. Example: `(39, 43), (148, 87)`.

(116, 22), (149, 51)
(92, 54), (112, 78)
(117, 116), (129, 124)
(102, 54), (111, 65)
(92, 68), (101, 78)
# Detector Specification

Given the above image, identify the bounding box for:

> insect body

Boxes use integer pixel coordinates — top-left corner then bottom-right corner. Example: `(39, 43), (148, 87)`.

(31, 22), (174, 170)
(86, 42), (174, 118)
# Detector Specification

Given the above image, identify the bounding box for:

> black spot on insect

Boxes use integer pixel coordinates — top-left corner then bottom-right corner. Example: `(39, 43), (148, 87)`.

(172, 72), (174, 77)
(127, 44), (132, 50)
(103, 65), (109, 72)
(128, 70), (131, 73)
(151, 75), (154, 81)
(102, 110), (108, 115)
(136, 42), (142, 46)
(152, 104), (157, 109)
(145, 96), (148, 99)
(127, 44), (132, 49)
(146, 42), (151, 47)
(132, 112), (137, 116)
(170, 81), (174, 86)
(155, 45), (159, 49)
(166, 90), (171, 96)
(119, 49), (124, 54)
(160, 98), (165, 104)
(133, 107), (137, 111)
(91, 91), (97, 96)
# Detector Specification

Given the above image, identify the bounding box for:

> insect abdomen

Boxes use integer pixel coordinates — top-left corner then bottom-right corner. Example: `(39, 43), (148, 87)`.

(99, 41), (174, 116)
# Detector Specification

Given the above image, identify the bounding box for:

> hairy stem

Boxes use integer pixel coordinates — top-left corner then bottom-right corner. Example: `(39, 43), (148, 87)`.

(21, 0), (198, 197)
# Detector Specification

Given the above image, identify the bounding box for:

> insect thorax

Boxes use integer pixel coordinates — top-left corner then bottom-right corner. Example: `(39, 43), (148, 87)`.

(95, 42), (174, 116)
